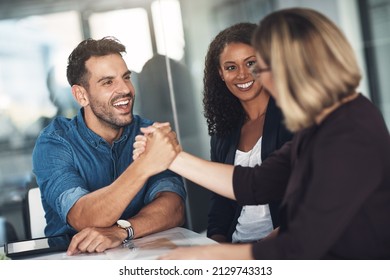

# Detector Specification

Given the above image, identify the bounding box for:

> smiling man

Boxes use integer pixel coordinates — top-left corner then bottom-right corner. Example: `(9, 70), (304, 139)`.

(32, 37), (186, 254)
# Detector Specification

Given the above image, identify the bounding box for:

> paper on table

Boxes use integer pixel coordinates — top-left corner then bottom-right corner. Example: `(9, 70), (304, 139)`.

(105, 227), (216, 260)
(18, 227), (216, 260)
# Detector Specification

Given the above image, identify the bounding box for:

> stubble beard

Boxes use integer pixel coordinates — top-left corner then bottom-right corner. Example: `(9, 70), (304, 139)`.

(90, 99), (134, 130)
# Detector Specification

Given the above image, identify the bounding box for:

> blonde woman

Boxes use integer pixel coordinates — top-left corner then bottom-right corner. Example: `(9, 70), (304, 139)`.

(133, 8), (390, 259)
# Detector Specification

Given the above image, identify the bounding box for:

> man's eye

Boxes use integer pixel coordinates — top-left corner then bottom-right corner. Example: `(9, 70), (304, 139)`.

(103, 80), (113, 85)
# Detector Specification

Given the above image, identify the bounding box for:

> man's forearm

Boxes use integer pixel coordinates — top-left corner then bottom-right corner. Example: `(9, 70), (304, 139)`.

(67, 157), (153, 230)
(129, 192), (185, 239)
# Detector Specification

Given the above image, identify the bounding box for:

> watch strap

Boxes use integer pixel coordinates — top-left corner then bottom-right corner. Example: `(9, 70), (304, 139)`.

(123, 224), (134, 243)
(117, 220), (134, 243)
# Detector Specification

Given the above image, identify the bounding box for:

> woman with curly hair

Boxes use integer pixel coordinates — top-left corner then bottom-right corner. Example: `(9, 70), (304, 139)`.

(203, 22), (292, 244)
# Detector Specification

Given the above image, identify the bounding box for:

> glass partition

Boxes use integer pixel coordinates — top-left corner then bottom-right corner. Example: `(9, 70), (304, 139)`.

(359, 0), (390, 130)
(0, 11), (82, 242)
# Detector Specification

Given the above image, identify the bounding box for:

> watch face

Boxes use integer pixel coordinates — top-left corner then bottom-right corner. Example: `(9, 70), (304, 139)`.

(117, 219), (131, 228)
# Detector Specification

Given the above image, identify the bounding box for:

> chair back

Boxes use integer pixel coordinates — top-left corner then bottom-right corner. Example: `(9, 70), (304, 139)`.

(26, 187), (46, 238)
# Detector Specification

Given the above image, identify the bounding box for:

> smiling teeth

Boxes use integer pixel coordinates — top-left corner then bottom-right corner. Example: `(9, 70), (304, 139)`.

(237, 81), (254, 89)
(114, 100), (129, 106)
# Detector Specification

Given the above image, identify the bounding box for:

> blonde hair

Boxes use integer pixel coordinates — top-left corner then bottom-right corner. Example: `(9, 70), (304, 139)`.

(252, 8), (362, 132)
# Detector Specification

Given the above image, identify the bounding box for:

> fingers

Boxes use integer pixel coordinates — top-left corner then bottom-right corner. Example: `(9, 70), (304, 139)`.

(133, 124), (178, 162)
(69, 228), (105, 255)
(140, 126), (156, 134)
(133, 135), (147, 149)
(152, 122), (170, 128)
(133, 135), (147, 160)
(133, 146), (145, 160)
(67, 227), (117, 255)
(67, 229), (101, 255)
(134, 134), (146, 143)
(168, 131), (178, 143)
(67, 229), (92, 255)
(141, 122), (171, 135)
(143, 125), (172, 144)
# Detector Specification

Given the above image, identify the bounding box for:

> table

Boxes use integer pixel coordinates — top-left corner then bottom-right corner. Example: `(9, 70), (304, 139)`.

(0, 227), (216, 260)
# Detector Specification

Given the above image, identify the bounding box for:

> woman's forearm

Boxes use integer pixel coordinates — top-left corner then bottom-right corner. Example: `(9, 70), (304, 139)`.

(169, 151), (236, 200)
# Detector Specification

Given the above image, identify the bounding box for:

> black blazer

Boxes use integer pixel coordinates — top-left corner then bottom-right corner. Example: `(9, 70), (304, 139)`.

(233, 95), (390, 259)
(207, 97), (293, 242)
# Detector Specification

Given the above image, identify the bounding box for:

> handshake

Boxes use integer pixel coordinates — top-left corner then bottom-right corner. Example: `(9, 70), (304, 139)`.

(132, 122), (182, 175)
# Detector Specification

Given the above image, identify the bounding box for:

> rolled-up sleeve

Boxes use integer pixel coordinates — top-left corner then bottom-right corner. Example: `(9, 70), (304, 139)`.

(33, 132), (89, 226)
(56, 187), (89, 223)
(144, 171), (186, 204)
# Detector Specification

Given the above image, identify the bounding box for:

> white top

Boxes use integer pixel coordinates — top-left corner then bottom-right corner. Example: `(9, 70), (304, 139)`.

(232, 137), (273, 243)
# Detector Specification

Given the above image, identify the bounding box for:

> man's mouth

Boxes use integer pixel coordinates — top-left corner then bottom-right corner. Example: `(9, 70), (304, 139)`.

(112, 94), (133, 110)
(113, 99), (130, 108)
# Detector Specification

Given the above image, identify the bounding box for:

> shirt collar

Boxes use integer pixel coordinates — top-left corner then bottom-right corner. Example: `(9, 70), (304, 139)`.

(75, 108), (132, 148)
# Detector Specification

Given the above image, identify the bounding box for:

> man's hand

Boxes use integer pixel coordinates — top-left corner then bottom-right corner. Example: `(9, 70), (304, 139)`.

(132, 122), (181, 175)
(133, 122), (171, 160)
(133, 134), (147, 161)
(66, 226), (124, 255)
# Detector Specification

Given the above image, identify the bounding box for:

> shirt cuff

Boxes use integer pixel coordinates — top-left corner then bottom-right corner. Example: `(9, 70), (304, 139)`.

(56, 187), (89, 224)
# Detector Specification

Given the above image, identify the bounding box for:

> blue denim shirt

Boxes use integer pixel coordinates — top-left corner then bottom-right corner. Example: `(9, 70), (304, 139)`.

(32, 109), (186, 237)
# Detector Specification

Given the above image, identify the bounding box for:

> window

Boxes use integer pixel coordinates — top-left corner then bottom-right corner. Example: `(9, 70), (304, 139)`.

(89, 8), (153, 73)
(0, 10), (82, 197)
(359, 0), (390, 129)
(0, 11), (82, 241)
(151, 0), (185, 60)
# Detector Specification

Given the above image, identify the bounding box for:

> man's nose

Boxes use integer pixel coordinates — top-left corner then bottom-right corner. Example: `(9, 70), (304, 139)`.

(117, 79), (133, 93)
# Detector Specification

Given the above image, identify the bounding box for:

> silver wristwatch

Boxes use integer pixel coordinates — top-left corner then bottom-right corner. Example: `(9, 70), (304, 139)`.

(116, 219), (134, 243)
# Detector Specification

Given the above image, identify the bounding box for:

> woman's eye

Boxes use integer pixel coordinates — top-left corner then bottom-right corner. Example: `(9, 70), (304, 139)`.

(225, 65), (236, 71)
(247, 60), (256, 67)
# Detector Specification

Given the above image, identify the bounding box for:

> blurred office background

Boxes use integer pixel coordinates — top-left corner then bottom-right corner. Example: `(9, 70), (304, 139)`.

(0, 0), (389, 244)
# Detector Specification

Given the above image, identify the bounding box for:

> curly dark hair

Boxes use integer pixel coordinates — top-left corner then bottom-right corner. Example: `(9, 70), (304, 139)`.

(203, 22), (257, 137)
(66, 36), (126, 88)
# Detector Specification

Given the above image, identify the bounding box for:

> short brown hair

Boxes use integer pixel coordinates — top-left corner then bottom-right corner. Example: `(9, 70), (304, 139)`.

(66, 36), (126, 88)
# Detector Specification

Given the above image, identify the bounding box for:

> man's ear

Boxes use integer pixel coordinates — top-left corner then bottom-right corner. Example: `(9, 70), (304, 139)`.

(71, 85), (89, 107)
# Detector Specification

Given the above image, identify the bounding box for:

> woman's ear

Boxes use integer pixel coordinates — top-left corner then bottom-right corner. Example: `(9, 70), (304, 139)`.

(218, 68), (225, 81)
(71, 85), (89, 107)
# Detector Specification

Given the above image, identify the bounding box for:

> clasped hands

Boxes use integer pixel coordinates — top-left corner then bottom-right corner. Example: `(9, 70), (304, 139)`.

(133, 122), (181, 173)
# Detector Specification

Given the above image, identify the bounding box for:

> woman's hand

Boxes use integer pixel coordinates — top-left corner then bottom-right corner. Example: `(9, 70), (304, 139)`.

(158, 243), (253, 260)
(133, 122), (173, 161)
(132, 122), (182, 175)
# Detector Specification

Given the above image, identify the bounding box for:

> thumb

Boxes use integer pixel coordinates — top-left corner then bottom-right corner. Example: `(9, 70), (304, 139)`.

(153, 122), (171, 128)
(140, 126), (156, 134)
